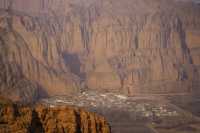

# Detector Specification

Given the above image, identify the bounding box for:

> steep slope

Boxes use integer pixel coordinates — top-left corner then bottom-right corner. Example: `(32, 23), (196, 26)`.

(0, 57), (43, 103)
(0, 37), (45, 102)
(0, 0), (200, 100)
(0, 97), (110, 133)
(0, 9), (81, 98)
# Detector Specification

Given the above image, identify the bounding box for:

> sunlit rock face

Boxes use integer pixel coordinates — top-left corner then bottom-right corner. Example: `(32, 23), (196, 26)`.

(0, 0), (200, 101)
(0, 98), (110, 133)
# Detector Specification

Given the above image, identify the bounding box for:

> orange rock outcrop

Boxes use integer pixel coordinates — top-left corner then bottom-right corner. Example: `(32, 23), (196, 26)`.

(0, 98), (110, 133)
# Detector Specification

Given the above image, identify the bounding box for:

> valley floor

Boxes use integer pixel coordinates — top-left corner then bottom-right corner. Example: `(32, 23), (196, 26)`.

(41, 91), (200, 133)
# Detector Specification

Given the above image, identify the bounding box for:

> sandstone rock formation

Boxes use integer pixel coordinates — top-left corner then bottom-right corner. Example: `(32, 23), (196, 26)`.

(0, 97), (110, 133)
(0, 47), (45, 102)
(0, 0), (200, 101)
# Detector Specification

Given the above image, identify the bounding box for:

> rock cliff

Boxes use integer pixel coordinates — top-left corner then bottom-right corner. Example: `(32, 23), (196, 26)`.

(0, 97), (110, 133)
(0, 0), (200, 101)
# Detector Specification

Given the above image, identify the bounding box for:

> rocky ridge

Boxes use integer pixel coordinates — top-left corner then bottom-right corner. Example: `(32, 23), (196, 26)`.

(0, 97), (110, 133)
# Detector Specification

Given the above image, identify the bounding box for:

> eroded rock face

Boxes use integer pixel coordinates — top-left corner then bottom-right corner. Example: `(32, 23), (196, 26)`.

(0, 54), (45, 103)
(0, 98), (110, 133)
(0, 0), (200, 100)
(0, 9), (81, 98)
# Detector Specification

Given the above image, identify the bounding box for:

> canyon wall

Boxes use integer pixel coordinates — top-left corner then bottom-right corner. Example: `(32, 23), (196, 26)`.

(0, 0), (200, 100)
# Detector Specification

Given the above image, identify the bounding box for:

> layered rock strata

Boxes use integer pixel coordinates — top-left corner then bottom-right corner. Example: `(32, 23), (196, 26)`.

(0, 0), (199, 100)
